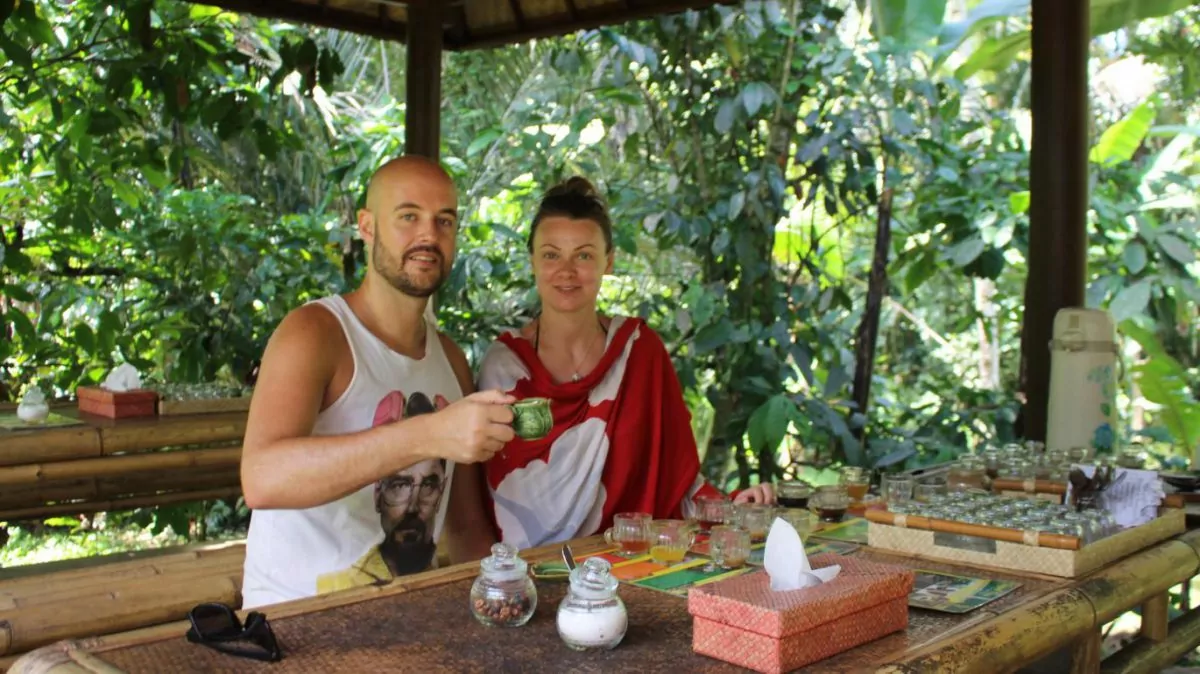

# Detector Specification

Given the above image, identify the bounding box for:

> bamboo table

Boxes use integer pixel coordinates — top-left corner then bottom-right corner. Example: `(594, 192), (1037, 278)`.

(0, 409), (246, 520)
(8, 530), (1200, 674)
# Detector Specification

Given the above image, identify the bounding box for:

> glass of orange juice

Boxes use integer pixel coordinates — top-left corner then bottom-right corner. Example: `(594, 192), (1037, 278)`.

(839, 466), (870, 502)
(649, 519), (695, 566)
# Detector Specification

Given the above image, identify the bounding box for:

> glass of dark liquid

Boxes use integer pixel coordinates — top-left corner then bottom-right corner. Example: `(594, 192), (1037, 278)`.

(695, 495), (730, 533)
(777, 480), (814, 509)
(812, 484), (850, 523)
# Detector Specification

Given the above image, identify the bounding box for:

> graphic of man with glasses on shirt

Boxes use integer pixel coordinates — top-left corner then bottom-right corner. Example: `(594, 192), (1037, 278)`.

(316, 391), (450, 593)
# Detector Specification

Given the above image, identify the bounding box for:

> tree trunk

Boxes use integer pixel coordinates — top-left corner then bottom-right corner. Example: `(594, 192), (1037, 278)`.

(850, 188), (894, 444)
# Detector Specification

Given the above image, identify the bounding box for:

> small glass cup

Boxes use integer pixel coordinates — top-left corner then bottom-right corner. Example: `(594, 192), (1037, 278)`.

(649, 520), (695, 566)
(735, 503), (774, 542)
(1000, 458), (1035, 479)
(780, 508), (815, 539)
(981, 446), (1003, 480)
(839, 466), (870, 502)
(776, 480), (814, 509)
(883, 475), (914, 505)
(1066, 446), (1092, 465)
(708, 525), (752, 570)
(812, 484), (851, 522)
(603, 512), (651, 557)
(913, 479), (947, 504)
(948, 456), (988, 491)
(695, 495), (731, 533)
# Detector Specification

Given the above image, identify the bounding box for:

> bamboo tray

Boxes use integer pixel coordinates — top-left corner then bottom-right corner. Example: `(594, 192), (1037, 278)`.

(866, 507), (1185, 578)
(156, 397), (251, 416)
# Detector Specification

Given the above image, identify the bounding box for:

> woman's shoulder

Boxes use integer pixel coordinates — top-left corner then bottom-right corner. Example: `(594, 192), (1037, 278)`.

(477, 328), (532, 390)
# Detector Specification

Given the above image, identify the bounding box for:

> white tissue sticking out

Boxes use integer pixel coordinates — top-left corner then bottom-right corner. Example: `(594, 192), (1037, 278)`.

(764, 517), (841, 591)
(21, 386), (46, 405)
(102, 363), (143, 392)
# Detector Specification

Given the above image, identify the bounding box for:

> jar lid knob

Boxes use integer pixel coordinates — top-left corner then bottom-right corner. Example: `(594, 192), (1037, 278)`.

(480, 542), (526, 581)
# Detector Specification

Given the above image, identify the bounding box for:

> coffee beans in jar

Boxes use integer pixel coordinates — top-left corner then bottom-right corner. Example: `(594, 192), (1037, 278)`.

(472, 594), (535, 627)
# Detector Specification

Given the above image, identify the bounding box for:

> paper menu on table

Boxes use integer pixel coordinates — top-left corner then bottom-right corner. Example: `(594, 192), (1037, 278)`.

(1066, 466), (1163, 528)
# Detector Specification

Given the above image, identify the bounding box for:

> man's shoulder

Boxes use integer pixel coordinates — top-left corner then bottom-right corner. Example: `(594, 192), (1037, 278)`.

(275, 301), (344, 345)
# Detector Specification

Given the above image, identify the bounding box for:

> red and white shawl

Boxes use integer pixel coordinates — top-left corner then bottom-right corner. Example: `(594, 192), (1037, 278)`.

(477, 317), (723, 549)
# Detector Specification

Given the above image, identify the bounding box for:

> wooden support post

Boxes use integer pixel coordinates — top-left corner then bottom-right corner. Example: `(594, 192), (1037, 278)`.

(1141, 592), (1169, 642)
(1017, 0), (1089, 442)
(1070, 628), (1102, 674)
(405, 2), (444, 159)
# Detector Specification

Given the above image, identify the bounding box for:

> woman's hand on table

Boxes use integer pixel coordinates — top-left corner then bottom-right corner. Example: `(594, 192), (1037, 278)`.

(734, 483), (776, 505)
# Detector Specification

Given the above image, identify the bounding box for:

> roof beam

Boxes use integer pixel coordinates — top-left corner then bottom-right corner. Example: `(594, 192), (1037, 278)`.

(453, 0), (732, 50)
(205, 0), (407, 42)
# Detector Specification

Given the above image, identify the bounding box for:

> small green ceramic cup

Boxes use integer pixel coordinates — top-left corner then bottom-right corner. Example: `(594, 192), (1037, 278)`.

(510, 397), (552, 440)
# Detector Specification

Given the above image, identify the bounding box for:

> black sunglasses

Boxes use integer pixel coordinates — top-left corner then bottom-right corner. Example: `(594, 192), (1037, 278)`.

(186, 602), (282, 663)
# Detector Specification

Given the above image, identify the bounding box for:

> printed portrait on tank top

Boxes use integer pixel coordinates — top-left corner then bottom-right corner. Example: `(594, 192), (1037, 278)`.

(315, 390), (449, 593)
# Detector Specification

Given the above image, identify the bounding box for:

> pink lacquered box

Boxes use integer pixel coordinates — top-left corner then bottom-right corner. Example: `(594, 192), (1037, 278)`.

(687, 554), (914, 673)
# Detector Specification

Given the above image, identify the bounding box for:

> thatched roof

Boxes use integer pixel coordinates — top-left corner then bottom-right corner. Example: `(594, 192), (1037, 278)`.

(195, 0), (728, 49)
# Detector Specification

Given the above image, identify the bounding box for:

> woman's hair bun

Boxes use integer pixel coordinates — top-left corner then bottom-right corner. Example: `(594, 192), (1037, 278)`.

(547, 176), (600, 200)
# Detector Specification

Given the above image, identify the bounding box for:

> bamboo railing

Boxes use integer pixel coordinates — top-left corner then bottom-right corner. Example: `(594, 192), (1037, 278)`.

(0, 410), (246, 520)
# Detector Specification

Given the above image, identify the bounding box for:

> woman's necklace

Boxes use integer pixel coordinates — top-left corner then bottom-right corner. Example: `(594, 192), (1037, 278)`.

(534, 317), (609, 383)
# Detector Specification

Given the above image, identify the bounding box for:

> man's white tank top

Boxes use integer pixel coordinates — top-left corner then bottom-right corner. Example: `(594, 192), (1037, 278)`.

(241, 295), (462, 609)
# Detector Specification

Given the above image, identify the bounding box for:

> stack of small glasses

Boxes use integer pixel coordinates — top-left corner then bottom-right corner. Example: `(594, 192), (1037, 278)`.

(888, 490), (1119, 546)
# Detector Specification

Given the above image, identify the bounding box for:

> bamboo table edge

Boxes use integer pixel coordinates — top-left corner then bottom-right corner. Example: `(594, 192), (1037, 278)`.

(9, 531), (1200, 673)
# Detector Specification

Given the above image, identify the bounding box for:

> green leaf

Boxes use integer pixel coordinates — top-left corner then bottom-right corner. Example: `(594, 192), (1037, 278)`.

(869, 0), (949, 45)
(1008, 190), (1030, 215)
(1090, 0), (1194, 36)
(747, 394), (794, 456)
(4, 309), (36, 342)
(1156, 234), (1195, 266)
(1090, 100), (1155, 165)
(740, 82), (775, 116)
(948, 236), (985, 267)
(693, 321), (735, 355)
(112, 181), (141, 209)
(936, 0), (1029, 53)
(1109, 279), (1152, 322)
(1123, 241), (1147, 274)
(467, 129), (502, 157)
(75, 324), (96, 353)
(715, 99), (738, 135)
(0, 33), (32, 69)
(728, 191), (746, 220)
(955, 32), (1030, 80)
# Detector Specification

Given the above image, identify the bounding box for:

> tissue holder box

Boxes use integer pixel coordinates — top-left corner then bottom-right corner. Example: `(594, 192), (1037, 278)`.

(77, 386), (159, 419)
(687, 554), (914, 674)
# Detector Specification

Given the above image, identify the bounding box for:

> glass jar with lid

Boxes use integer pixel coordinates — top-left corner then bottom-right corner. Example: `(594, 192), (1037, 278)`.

(948, 456), (988, 492)
(557, 557), (628, 651)
(469, 542), (538, 628)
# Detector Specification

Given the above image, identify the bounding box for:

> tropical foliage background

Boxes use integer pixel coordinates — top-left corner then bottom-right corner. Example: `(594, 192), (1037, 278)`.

(0, 0), (1197, 558)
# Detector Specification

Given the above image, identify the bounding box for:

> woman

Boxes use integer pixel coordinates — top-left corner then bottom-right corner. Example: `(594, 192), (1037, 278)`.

(477, 177), (774, 550)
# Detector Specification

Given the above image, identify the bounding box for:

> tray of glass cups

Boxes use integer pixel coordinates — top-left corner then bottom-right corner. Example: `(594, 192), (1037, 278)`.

(865, 484), (1185, 577)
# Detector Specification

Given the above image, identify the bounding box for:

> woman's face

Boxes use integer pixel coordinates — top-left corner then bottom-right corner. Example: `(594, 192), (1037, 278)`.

(531, 216), (613, 315)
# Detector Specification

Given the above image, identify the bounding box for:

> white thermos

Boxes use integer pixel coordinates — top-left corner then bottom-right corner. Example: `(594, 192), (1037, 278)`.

(1046, 308), (1119, 454)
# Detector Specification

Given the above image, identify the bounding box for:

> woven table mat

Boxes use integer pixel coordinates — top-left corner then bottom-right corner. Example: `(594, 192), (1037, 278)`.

(85, 552), (1062, 673)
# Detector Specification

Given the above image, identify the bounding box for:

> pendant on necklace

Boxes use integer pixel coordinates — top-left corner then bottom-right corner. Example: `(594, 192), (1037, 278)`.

(571, 373), (581, 382)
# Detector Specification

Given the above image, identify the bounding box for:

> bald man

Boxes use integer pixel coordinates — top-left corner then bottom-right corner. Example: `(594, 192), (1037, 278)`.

(240, 156), (514, 608)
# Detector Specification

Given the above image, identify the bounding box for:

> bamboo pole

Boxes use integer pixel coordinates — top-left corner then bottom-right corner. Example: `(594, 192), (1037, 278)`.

(98, 412), (245, 455)
(3, 561), (245, 611)
(991, 478), (1067, 495)
(0, 573), (241, 655)
(0, 548), (246, 607)
(0, 428), (102, 467)
(0, 448), (241, 487)
(0, 543), (244, 592)
(865, 508), (1082, 550)
(0, 469), (240, 520)
(887, 588), (1096, 671)
(0, 487), (241, 522)
(1100, 604), (1200, 673)
(1073, 539), (1199, 624)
